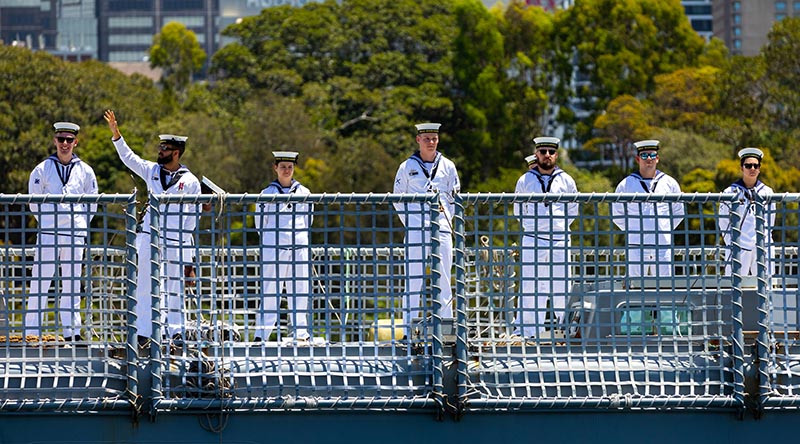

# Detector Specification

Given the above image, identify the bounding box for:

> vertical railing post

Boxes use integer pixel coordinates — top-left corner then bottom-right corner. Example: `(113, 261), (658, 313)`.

(430, 193), (444, 416)
(754, 194), (771, 410)
(728, 198), (746, 410)
(453, 192), (467, 418)
(125, 193), (139, 408)
(149, 193), (163, 415)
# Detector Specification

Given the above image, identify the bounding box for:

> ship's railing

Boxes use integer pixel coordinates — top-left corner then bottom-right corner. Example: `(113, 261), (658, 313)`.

(456, 193), (747, 410)
(1, 192), (798, 414)
(759, 194), (800, 409)
(0, 193), (137, 412)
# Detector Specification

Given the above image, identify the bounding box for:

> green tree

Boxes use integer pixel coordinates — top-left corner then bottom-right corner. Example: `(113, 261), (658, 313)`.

(150, 22), (207, 96)
(553, 0), (705, 141)
(762, 17), (800, 163)
(651, 66), (719, 133)
(591, 95), (653, 169)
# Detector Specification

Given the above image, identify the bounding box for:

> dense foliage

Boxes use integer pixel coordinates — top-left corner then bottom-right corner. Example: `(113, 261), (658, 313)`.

(2, 0), (800, 202)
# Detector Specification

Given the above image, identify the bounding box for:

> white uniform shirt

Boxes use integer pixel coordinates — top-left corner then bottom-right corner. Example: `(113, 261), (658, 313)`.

(514, 167), (579, 241)
(112, 137), (201, 244)
(393, 151), (460, 232)
(255, 180), (313, 247)
(612, 170), (684, 245)
(29, 154), (98, 236)
(718, 180), (774, 250)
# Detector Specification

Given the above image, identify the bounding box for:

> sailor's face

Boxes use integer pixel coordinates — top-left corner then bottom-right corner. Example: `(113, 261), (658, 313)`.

(274, 161), (295, 179)
(416, 132), (439, 154)
(53, 132), (77, 162)
(741, 159), (761, 179)
(157, 143), (178, 164)
(636, 150), (659, 174)
(535, 148), (558, 171)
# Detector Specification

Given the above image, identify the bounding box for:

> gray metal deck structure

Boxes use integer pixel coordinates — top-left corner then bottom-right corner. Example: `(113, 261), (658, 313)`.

(0, 192), (798, 443)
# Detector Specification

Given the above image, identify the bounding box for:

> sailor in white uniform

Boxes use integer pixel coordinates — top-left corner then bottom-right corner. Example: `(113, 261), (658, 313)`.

(26, 122), (98, 341)
(612, 140), (684, 277)
(254, 151), (314, 342)
(393, 123), (460, 332)
(718, 147), (775, 276)
(514, 137), (579, 337)
(104, 110), (201, 341)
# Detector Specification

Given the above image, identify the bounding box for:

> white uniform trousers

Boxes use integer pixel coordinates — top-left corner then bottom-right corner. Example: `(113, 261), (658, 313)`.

(25, 233), (85, 337)
(135, 233), (185, 338)
(516, 236), (570, 338)
(402, 229), (454, 330)
(626, 247), (673, 278)
(256, 247), (311, 340)
(724, 247), (773, 277)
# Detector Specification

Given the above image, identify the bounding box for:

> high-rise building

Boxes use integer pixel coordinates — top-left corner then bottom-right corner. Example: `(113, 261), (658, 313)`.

(682, 0), (713, 41)
(55, 0), (96, 60)
(97, 0), (219, 63)
(714, 0), (800, 56)
(0, 0), (57, 51)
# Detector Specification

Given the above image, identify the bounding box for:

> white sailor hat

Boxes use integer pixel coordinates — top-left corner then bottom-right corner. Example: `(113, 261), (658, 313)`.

(634, 139), (660, 152)
(159, 134), (188, 147)
(273, 151), (299, 163)
(738, 147), (764, 160)
(53, 122), (80, 134)
(533, 136), (560, 148)
(525, 154), (537, 167)
(415, 123), (441, 134)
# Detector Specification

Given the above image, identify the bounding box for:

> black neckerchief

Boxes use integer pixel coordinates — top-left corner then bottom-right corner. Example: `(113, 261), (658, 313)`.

(528, 166), (564, 193)
(528, 166), (564, 207)
(731, 179), (763, 202)
(160, 166), (187, 190)
(48, 153), (80, 186)
(729, 179), (764, 230)
(630, 170), (664, 193)
(410, 151), (442, 182)
(269, 179), (300, 194)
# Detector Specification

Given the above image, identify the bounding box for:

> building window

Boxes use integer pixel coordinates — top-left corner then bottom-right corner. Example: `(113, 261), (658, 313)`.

(161, 0), (205, 11)
(691, 19), (712, 32)
(733, 14), (741, 24)
(108, 0), (153, 12)
(795, 1), (800, 11)
(163, 16), (205, 27)
(734, 27), (741, 36)
(109, 17), (154, 28)
(109, 51), (148, 62)
(734, 39), (742, 50)
(776, 13), (786, 20)
(733, 1), (740, 11)
(776, 1), (787, 11)
(109, 34), (154, 45)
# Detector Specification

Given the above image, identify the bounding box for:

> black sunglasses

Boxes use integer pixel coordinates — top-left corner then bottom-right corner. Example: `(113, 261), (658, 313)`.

(56, 136), (75, 144)
(538, 149), (557, 155)
(743, 163), (760, 170)
(158, 143), (177, 152)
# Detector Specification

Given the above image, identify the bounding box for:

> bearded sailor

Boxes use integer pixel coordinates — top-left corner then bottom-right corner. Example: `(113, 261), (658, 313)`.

(612, 140), (684, 278)
(104, 110), (201, 344)
(26, 121), (98, 341)
(513, 137), (579, 338)
(393, 122), (461, 336)
(718, 147), (775, 276)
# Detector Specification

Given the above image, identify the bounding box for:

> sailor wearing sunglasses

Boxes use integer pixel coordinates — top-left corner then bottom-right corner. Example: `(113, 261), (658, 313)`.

(513, 136), (579, 338)
(26, 122), (98, 341)
(718, 148), (774, 276)
(612, 140), (685, 278)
